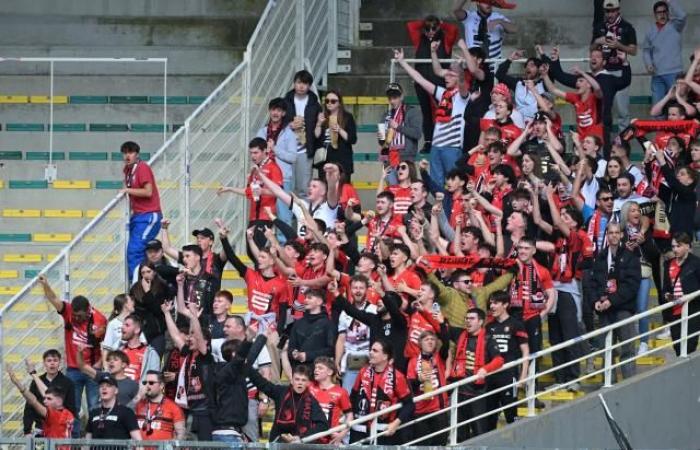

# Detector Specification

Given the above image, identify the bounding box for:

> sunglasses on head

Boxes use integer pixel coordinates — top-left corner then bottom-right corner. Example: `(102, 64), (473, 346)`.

(325, 98), (339, 104)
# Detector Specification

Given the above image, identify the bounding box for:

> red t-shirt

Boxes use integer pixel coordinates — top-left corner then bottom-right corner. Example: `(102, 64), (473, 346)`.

(247, 158), (283, 221)
(123, 160), (161, 214)
(43, 407), (74, 438)
(135, 398), (185, 441)
(510, 261), (554, 321)
(338, 273), (381, 305)
(122, 343), (148, 381)
(291, 263), (328, 318)
(60, 302), (107, 368)
(564, 92), (603, 140)
(479, 118), (523, 145)
(405, 310), (441, 359)
(552, 229), (594, 283)
(309, 383), (352, 429)
(339, 183), (361, 212)
(245, 269), (287, 322)
(365, 215), (402, 252)
(352, 365), (411, 424)
(386, 185), (412, 217)
(388, 267), (422, 306)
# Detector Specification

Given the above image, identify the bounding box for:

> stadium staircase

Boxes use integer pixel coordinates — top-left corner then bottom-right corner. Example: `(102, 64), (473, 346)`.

(1, 0), (699, 443)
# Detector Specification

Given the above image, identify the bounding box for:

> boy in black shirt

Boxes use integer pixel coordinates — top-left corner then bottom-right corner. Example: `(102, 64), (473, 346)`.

(485, 291), (530, 429)
(86, 373), (141, 440)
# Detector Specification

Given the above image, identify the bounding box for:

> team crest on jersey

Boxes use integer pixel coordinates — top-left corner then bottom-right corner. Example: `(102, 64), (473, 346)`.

(504, 326), (510, 333)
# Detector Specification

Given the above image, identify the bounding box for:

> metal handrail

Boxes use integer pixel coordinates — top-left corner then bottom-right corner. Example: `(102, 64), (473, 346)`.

(302, 289), (700, 444)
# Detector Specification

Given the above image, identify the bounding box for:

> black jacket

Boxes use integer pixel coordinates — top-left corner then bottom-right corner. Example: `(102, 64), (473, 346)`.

(332, 292), (408, 371)
(207, 335), (267, 430)
(661, 164), (697, 236)
(287, 311), (335, 371)
(284, 89), (322, 158)
(320, 110), (357, 175)
(590, 246), (641, 314)
(248, 370), (329, 442)
(662, 253), (700, 315)
(23, 371), (76, 435)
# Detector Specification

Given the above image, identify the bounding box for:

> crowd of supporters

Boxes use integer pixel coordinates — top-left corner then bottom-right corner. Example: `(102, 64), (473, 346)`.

(8, 0), (700, 445)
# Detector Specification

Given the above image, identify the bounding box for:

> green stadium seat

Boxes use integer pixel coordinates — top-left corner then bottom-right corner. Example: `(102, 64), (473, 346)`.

(630, 95), (652, 105)
(6, 123), (44, 132)
(8, 180), (48, 189)
(48, 123), (87, 132)
(95, 180), (123, 189)
(89, 123), (129, 132)
(0, 234), (32, 243)
(188, 96), (206, 104)
(131, 124), (167, 133)
(0, 151), (22, 160)
(69, 152), (108, 161)
(69, 96), (108, 104)
(149, 96), (188, 105)
(109, 96), (148, 104)
(25, 151), (66, 161)
(357, 124), (378, 133)
(110, 152), (150, 161)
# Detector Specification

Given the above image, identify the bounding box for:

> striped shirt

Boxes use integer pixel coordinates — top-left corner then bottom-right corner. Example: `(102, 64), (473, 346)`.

(432, 86), (469, 148)
(462, 10), (511, 69)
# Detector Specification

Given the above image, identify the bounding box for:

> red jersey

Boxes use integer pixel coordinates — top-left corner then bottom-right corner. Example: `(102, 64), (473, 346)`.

(309, 383), (352, 429)
(479, 118), (523, 145)
(365, 214), (402, 252)
(406, 353), (448, 414)
(245, 269), (287, 319)
(386, 184), (412, 217)
(405, 309), (441, 359)
(654, 130), (693, 150)
(60, 302), (107, 368)
(388, 267), (422, 306)
(123, 160), (161, 214)
(352, 365), (411, 428)
(339, 183), (362, 212)
(564, 92), (603, 139)
(291, 263), (327, 318)
(135, 397), (185, 440)
(246, 158), (283, 221)
(338, 273), (381, 305)
(122, 343), (149, 381)
(552, 229), (594, 283)
(510, 261), (554, 321)
(43, 407), (74, 438)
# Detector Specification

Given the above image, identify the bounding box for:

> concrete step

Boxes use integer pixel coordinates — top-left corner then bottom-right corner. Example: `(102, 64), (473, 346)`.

(0, 45), (243, 76)
(0, 75), (223, 95)
(0, 16), (258, 48)
(0, 103), (195, 124)
(0, 131), (170, 152)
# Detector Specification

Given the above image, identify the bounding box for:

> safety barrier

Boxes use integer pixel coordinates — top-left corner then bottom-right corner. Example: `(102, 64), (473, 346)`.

(0, 0), (359, 436)
(303, 289), (700, 445)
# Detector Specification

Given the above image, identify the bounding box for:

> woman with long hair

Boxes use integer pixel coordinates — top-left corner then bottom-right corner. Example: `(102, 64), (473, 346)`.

(315, 89), (357, 179)
(518, 152), (543, 185)
(102, 293), (141, 364)
(599, 156), (624, 196)
(619, 200), (657, 354)
(129, 261), (170, 356)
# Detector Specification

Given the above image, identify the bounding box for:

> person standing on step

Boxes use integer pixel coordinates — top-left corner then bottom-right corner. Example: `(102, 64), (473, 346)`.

(38, 275), (106, 435)
(284, 70), (323, 198)
(117, 314), (161, 383)
(85, 373), (142, 440)
(135, 370), (187, 440)
(120, 141), (162, 278)
(377, 83), (422, 169)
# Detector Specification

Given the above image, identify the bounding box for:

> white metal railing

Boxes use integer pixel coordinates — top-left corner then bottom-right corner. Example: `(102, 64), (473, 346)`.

(0, 0), (359, 436)
(303, 290), (700, 445)
(389, 57), (591, 83)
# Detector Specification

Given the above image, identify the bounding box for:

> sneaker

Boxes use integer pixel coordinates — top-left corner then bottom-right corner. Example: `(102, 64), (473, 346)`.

(420, 142), (432, 153)
(656, 329), (671, 339)
(637, 342), (649, 355)
(567, 382), (581, 392)
(585, 358), (595, 374)
(535, 398), (546, 409)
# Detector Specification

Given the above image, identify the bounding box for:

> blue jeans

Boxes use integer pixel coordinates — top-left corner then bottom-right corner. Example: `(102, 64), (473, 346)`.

(127, 211), (162, 276)
(212, 433), (244, 447)
(342, 369), (360, 393)
(651, 73), (680, 114)
(276, 177), (294, 244)
(66, 367), (99, 437)
(429, 145), (461, 189)
(636, 277), (652, 344)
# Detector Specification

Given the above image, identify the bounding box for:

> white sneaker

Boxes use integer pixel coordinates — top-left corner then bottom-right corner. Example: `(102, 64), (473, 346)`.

(656, 329), (671, 339)
(637, 342), (649, 355)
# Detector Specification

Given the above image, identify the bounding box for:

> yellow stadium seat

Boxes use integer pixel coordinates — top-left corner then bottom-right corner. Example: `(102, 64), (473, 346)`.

(44, 209), (83, 218)
(86, 209), (122, 219)
(238, 254), (252, 264)
(3, 254), (41, 263)
(29, 95), (69, 104)
(226, 288), (247, 298)
(353, 181), (379, 190)
(159, 180), (179, 189)
(84, 234), (114, 243)
(53, 180), (91, 189)
(0, 270), (19, 278)
(192, 182), (221, 189)
(222, 270), (241, 280)
(33, 233), (72, 243)
(0, 95), (29, 103)
(356, 96), (387, 105)
(343, 96), (358, 105)
(2, 209), (41, 218)
(0, 180), (4, 189)
(46, 253), (85, 263)
(229, 304), (248, 315)
(90, 254), (122, 263)
(358, 235), (367, 246)
(12, 303), (51, 313)
(0, 287), (20, 295)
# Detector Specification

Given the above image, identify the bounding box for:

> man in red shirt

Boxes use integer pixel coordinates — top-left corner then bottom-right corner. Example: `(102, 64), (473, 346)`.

(118, 315), (161, 383)
(8, 368), (74, 439)
(365, 191), (402, 252)
(135, 370), (186, 440)
(310, 357), (353, 444)
(543, 68), (604, 140)
(38, 275), (106, 429)
(120, 141), (162, 278)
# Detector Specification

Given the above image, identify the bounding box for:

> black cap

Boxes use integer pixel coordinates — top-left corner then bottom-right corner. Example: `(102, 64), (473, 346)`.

(145, 239), (162, 251)
(192, 228), (215, 240)
(96, 373), (118, 387)
(533, 111), (548, 123)
(386, 82), (403, 96)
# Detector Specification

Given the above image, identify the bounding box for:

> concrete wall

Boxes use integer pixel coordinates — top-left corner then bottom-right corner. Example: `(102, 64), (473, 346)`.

(469, 352), (700, 449)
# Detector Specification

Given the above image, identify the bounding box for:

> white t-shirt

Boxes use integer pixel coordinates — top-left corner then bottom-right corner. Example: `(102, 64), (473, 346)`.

(102, 317), (146, 352)
(338, 302), (376, 371)
(432, 86), (469, 148)
(462, 10), (510, 62)
(291, 199), (339, 237)
(580, 177), (600, 210)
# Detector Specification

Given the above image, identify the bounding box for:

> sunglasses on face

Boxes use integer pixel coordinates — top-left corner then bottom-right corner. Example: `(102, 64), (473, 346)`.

(325, 98), (339, 104)
(398, 165), (409, 170)
(458, 279), (473, 284)
(142, 380), (159, 386)
(599, 196), (614, 202)
(424, 25), (438, 32)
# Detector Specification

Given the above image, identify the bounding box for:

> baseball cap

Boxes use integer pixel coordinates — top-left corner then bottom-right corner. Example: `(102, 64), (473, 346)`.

(192, 228), (215, 240)
(145, 239), (162, 251)
(603, 0), (620, 9)
(97, 373), (118, 387)
(386, 82), (403, 96)
(533, 111), (548, 123)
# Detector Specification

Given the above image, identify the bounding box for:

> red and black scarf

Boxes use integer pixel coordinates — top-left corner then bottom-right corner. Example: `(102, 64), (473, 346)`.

(451, 328), (487, 382)
(274, 388), (315, 437)
(434, 88), (458, 124)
